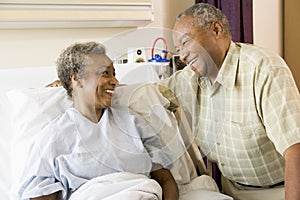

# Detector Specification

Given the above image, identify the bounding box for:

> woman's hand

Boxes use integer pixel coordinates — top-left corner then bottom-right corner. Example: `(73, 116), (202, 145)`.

(151, 166), (179, 200)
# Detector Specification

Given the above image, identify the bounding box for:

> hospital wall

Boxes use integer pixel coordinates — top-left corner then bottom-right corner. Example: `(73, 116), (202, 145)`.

(0, 0), (297, 88)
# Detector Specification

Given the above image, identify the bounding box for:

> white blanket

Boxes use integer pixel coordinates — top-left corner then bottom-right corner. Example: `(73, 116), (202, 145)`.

(69, 172), (233, 200)
(69, 172), (162, 200)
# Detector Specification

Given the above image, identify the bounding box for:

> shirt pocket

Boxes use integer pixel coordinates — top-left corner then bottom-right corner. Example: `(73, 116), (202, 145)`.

(222, 120), (269, 151)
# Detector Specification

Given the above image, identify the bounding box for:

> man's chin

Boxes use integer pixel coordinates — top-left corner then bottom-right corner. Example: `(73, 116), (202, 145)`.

(195, 72), (202, 77)
(191, 67), (201, 77)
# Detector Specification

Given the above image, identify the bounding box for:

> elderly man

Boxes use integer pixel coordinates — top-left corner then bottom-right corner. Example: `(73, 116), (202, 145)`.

(158, 3), (300, 200)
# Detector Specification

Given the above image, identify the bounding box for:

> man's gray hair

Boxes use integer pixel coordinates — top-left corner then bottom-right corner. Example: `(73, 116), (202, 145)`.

(176, 3), (231, 36)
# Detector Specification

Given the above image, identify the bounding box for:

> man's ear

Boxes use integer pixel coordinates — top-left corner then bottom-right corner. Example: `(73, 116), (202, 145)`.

(211, 21), (224, 37)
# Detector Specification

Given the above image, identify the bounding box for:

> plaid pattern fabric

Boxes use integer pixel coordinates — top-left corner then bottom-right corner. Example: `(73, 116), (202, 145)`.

(159, 42), (300, 186)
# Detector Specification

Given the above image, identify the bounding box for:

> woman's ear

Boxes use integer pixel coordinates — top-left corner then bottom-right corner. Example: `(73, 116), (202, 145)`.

(71, 74), (83, 88)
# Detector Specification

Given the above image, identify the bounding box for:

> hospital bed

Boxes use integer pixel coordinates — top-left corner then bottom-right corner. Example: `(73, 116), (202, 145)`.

(0, 64), (232, 199)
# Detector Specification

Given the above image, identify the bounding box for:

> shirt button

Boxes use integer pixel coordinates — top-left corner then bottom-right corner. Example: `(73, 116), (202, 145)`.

(216, 142), (220, 145)
(221, 163), (225, 166)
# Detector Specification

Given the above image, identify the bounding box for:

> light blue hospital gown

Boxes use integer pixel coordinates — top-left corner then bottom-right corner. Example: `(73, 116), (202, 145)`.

(18, 107), (175, 200)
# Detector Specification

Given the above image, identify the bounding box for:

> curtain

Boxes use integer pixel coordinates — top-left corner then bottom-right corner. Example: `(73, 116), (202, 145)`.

(195, 0), (253, 43)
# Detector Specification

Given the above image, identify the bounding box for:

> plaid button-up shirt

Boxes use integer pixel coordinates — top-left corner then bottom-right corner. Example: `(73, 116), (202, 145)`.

(159, 42), (300, 186)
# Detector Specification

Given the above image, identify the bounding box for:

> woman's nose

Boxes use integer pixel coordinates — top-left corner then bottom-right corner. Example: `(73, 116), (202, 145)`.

(109, 76), (119, 86)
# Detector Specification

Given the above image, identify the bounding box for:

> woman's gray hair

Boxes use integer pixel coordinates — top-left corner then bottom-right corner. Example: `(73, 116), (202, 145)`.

(176, 3), (231, 36)
(56, 41), (106, 97)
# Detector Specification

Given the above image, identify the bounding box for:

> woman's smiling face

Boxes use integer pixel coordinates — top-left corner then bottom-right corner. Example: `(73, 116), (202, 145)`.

(79, 54), (119, 110)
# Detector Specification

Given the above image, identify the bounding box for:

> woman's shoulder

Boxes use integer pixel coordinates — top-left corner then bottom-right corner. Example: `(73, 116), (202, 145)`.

(36, 108), (76, 144)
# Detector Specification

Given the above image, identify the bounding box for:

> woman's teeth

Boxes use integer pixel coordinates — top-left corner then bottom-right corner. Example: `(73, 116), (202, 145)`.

(105, 90), (114, 94)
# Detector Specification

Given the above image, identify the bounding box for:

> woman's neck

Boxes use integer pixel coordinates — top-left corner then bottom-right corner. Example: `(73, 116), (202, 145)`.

(73, 101), (103, 123)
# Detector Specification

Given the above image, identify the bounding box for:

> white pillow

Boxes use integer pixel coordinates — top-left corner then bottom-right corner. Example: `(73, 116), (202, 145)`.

(0, 89), (13, 200)
(6, 87), (72, 199)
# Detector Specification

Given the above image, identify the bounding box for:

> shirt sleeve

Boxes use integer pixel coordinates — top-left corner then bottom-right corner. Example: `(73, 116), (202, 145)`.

(132, 84), (187, 170)
(134, 109), (185, 170)
(158, 66), (200, 114)
(18, 128), (67, 200)
(259, 58), (300, 155)
(112, 83), (187, 170)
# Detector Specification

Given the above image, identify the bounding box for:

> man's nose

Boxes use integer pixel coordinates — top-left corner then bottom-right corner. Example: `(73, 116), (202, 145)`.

(179, 48), (189, 64)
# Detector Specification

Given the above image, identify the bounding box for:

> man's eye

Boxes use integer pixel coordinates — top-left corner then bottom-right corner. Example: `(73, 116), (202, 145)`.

(182, 39), (189, 46)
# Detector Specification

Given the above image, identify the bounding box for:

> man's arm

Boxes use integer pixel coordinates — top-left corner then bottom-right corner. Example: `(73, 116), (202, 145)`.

(150, 167), (179, 200)
(285, 142), (300, 200)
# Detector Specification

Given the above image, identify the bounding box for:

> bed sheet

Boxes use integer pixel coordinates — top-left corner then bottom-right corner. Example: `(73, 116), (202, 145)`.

(69, 172), (232, 200)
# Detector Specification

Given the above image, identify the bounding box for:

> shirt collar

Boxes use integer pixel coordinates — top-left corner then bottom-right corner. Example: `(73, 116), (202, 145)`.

(215, 41), (240, 89)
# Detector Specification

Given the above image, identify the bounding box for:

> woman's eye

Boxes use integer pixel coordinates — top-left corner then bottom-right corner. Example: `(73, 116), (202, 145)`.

(97, 71), (108, 77)
(102, 71), (109, 76)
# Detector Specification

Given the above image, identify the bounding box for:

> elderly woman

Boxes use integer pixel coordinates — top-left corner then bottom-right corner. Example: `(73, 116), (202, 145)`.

(18, 42), (179, 200)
